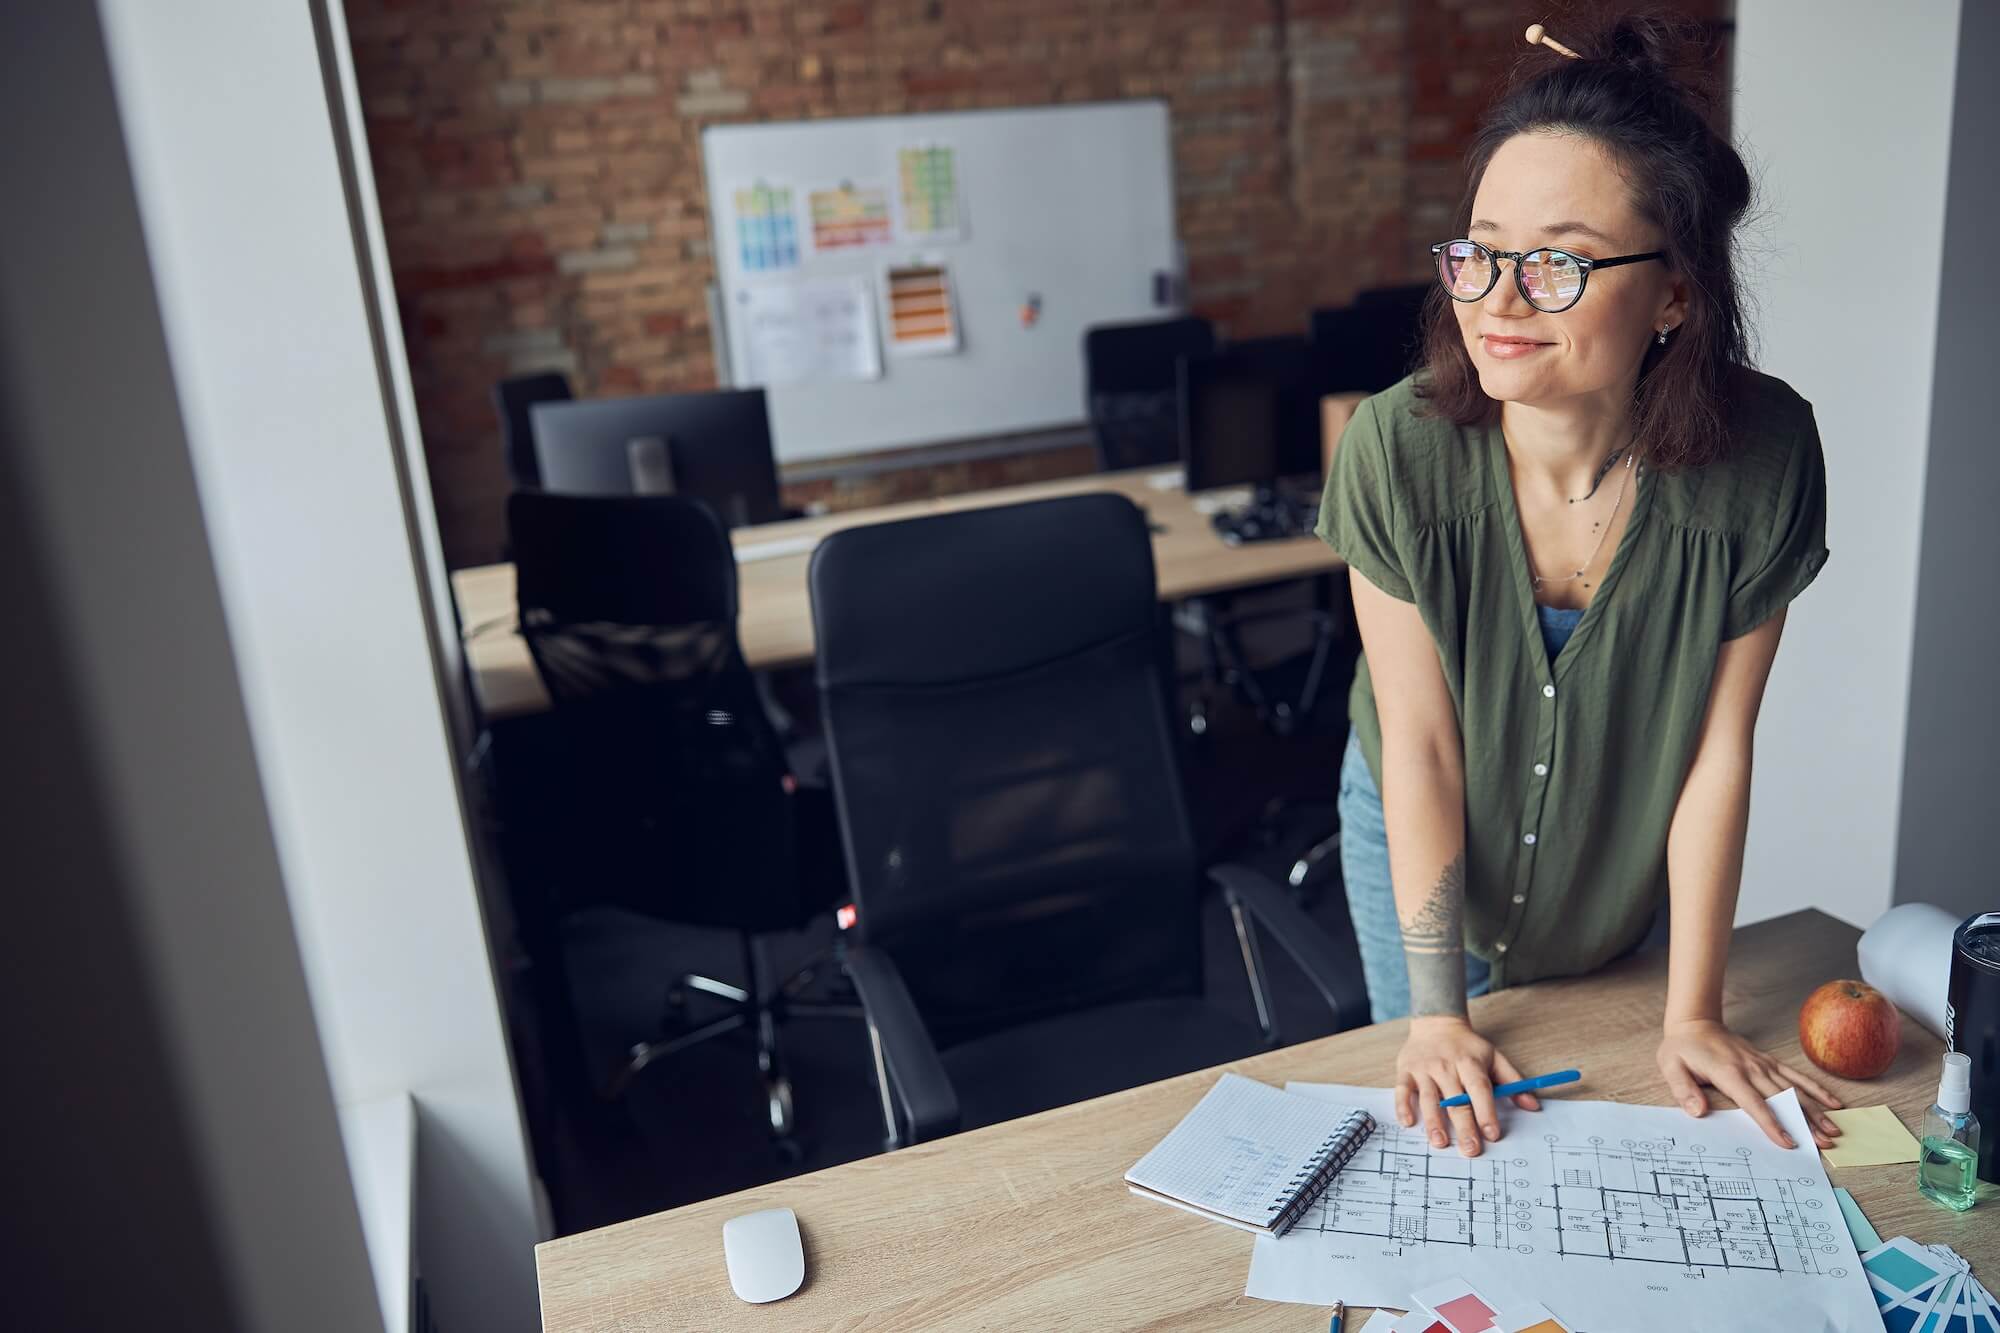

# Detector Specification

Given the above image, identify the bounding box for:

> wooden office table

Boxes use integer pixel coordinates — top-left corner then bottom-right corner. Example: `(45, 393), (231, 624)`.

(534, 910), (1994, 1330)
(453, 467), (1341, 721)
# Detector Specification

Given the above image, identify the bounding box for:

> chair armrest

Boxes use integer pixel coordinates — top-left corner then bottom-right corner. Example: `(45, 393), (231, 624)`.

(841, 945), (961, 1146)
(1207, 862), (1353, 1025)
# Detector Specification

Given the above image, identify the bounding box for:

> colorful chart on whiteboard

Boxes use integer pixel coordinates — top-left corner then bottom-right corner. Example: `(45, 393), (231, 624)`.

(1245, 1083), (1882, 1333)
(884, 261), (959, 356)
(897, 144), (965, 240)
(808, 182), (892, 251)
(732, 183), (798, 273)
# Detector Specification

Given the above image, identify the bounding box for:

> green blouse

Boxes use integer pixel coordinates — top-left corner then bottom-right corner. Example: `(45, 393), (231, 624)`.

(1316, 370), (1829, 989)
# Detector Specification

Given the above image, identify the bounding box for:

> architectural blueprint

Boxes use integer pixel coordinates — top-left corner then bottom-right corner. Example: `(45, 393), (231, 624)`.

(1245, 1084), (1883, 1332)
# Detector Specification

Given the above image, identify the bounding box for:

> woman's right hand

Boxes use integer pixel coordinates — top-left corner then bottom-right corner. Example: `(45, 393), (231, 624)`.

(1395, 1015), (1541, 1156)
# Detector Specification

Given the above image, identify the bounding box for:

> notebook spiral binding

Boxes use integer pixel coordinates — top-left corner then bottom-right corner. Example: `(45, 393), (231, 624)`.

(1267, 1109), (1376, 1238)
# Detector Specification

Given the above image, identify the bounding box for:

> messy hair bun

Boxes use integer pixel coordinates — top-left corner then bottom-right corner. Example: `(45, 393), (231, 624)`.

(1418, 9), (1752, 470)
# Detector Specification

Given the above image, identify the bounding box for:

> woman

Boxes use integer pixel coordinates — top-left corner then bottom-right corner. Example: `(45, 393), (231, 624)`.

(1318, 14), (1845, 1159)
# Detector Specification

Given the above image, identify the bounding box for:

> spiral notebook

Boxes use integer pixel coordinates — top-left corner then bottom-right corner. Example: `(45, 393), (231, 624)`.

(1125, 1073), (1376, 1238)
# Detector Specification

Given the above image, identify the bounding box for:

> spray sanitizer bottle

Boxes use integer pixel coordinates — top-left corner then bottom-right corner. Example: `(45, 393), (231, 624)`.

(1919, 1052), (1981, 1211)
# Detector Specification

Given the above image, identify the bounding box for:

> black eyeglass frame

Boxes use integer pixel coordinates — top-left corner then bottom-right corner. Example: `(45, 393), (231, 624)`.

(1430, 239), (1668, 313)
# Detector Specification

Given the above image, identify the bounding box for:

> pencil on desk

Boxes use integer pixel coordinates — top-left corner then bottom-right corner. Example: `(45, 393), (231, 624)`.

(1329, 1299), (1343, 1333)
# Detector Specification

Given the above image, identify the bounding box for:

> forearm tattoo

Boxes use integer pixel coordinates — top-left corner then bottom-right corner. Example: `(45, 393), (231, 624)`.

(1402, 852), (1468, 1018)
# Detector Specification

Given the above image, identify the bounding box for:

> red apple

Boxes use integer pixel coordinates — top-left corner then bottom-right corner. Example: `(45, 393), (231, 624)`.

(1799, 979), (1900, 1079)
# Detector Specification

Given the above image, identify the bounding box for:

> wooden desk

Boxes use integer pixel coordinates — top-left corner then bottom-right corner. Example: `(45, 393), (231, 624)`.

(534, 910), (1994, 1330)
(453, 467), (1341, 721)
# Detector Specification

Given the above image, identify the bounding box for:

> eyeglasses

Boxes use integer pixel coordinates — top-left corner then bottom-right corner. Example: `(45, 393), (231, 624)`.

(1431, 239), (1667, 313)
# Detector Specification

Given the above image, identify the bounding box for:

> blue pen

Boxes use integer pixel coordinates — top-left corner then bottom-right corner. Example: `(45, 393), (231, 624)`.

(1438, 1068), (1580, 1108)
(1329, 1300), (1344, 1333)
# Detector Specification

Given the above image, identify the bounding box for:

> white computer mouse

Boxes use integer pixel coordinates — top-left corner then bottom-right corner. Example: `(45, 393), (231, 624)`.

(721, 1206), (805, 1304)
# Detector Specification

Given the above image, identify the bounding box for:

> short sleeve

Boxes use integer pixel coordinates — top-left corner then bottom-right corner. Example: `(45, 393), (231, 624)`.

(1722, 410), (1830, 639)
(1315, 397), (1414, 602)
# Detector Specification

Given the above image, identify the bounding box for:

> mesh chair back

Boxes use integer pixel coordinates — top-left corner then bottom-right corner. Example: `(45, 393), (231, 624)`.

(493, 371), (573, 489)
(507, 492), (805, 931)
(1084, 317), (1217, 471)
(810, 494), (1203, 1046)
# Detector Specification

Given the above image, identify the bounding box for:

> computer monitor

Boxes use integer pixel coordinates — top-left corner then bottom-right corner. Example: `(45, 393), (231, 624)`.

(1178, 336), (1319, 494)
(1310, 283), (1430, 396)
(529, 388), (785, 529)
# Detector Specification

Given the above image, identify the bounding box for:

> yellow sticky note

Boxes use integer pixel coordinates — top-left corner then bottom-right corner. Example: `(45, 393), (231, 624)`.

(1820, 1105), (1921, 1168)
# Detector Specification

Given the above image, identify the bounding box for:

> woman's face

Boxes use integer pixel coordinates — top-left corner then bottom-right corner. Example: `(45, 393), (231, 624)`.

(1452, 130), (1687, 410)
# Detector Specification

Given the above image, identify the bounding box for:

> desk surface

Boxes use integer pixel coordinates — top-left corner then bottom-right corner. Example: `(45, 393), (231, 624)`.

(534, 910), (1994, 1330)
(454, 467), (1341, 721)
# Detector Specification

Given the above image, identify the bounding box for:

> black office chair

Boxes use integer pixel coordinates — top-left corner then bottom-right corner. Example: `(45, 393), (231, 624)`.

(809, 493), (1355, 1147)
(493, 370), (574, 489)
(506, 491), (855, 1138)
(1083, 316), (1217, 471)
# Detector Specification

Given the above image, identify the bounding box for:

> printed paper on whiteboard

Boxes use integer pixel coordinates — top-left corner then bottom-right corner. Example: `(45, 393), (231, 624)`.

(883, 260), (959, 356)
(1244, 1083), (1882, 1333)
(896, 143), (966, 242)
(731, 181), (799, 273)
(807, 181), (892, 252)
(736, 274), (881, 386)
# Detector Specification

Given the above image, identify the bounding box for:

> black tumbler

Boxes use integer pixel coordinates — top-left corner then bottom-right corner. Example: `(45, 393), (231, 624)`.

(1947, 912), (2000, 1183)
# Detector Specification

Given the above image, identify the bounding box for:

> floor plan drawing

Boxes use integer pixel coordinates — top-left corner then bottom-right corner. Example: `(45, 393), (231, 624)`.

(1540, 1134), (1843, 1275)
(1245, 1084), (1880, 1332)
(1296, 1114), (1847, 1280)
(1301, 1121), (1520, 1252)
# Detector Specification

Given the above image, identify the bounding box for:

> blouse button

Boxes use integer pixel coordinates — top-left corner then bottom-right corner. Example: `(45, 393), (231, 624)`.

(1533, 762), (1549, 777)
(1495, 941), (1509, 953)
(1523, 832), (1537, 846)
(1542, 684), (1556, 699)
(1512, 894), (1526, 905)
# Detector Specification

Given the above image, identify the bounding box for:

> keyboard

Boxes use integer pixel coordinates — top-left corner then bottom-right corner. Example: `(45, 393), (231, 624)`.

(1210, 491), (1320, 545)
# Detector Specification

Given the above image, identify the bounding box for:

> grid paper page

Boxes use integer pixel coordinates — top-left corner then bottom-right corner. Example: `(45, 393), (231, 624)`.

(1247, 1083), (1882, 1332)
(1125, 1073), (1368, 1228)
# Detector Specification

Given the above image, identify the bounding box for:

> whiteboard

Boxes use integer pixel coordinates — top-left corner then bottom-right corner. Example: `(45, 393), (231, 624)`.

(702, 101), (1180, 464)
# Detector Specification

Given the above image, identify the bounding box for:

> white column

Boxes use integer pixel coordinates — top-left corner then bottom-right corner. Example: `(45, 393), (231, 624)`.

(95, 1), (544, 1327)
(1730, 0), (1961, 927)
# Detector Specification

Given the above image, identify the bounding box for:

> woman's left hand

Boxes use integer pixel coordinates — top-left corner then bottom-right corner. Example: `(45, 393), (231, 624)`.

(1656, 1018), (1844, 1149)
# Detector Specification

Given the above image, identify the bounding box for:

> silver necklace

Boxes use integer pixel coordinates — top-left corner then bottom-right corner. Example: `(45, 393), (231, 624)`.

(1531, 450), (1637, 588)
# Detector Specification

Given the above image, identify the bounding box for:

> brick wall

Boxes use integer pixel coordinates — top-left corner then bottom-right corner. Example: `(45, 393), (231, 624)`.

(347, 0), (1722, 568)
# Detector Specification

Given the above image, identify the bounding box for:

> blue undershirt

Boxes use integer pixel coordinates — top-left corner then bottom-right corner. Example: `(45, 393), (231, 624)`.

(1538, 602), (1585, 662)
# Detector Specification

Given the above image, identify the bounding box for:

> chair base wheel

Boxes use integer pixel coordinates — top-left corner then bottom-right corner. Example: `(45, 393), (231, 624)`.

(766, 1076), (796, 1138)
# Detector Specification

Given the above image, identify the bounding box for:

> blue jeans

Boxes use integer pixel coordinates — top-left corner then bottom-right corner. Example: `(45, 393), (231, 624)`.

(1338, 728), (1491, 1025)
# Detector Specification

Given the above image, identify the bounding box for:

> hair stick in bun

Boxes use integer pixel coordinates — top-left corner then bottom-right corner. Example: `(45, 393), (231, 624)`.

(1524, 23), (1582, 60)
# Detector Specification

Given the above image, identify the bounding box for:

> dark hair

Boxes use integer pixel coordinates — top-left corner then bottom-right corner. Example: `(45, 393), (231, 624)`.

(1416, 10), (1752, 469)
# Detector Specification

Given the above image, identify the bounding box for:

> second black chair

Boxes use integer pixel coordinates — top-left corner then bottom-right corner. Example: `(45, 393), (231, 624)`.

(493, 370), (574, 489)
(506, 491), (853, 1139)
(809, 493), (1357, 1147)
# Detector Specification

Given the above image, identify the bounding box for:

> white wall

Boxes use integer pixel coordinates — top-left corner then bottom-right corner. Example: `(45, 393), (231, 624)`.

(94, 2), (542, 1329)
(1729, 0), (1962, 928)
(1894, 0), (2000, 922)
(0, 2), (382, 1328)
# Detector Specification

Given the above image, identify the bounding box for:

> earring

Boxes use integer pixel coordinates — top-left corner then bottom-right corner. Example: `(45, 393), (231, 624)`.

(1656, 325), (1670, 346)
